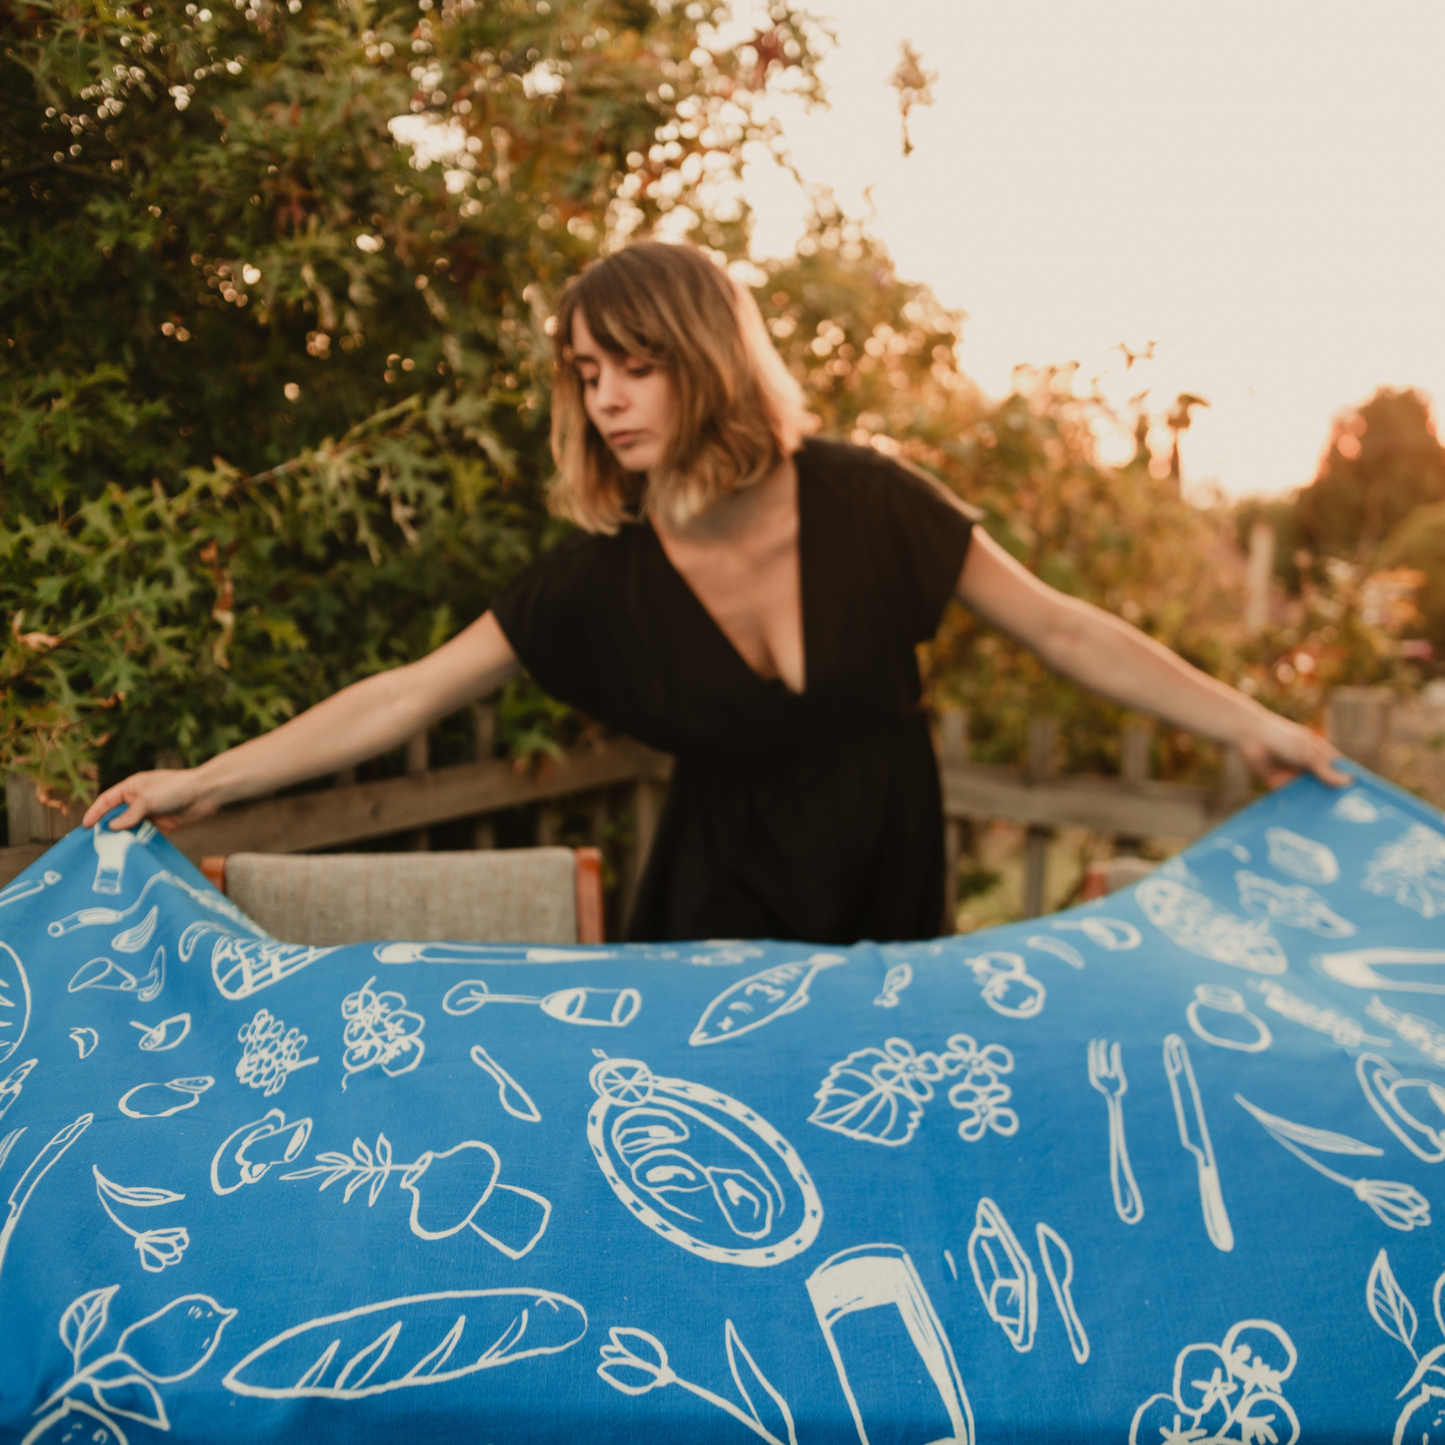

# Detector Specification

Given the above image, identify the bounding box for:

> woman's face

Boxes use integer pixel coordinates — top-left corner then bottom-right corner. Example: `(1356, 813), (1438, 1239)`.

(572, 311), (675, 474)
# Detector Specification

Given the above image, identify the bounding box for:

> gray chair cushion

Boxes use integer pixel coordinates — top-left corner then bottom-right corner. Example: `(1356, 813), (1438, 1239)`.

(223, 848), (579, 945)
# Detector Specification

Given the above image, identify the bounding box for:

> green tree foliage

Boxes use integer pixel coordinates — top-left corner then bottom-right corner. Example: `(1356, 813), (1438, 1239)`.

(1381, 501), (1445, 657)
(0, 0), (824, 801)
(1294, 386), (1445, 567)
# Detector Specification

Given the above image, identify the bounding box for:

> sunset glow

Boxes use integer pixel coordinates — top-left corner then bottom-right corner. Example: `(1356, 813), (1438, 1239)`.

(742, 1), (1445, 497)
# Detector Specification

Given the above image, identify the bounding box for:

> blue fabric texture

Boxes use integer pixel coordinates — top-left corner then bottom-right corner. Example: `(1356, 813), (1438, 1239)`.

(2, 765), (1445, 1443)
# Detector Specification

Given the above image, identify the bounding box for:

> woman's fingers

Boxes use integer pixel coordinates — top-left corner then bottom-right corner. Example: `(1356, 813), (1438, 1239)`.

(79, 770), (210, 831)
(1240, 718), (1351, 791)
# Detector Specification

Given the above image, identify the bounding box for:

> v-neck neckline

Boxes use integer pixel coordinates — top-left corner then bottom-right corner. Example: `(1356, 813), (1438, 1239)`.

(646, 456), (811, 699)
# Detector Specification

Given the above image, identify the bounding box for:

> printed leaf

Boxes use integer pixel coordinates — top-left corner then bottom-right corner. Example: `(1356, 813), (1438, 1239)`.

(93, 1166), (185, 1208)
(60, 1285), (119, 1368)
(1434, 1266), (1445, 1340)
(86, 1369), (169, 1430)
(1368, 1249), (1418, 1360)
(369, 1134), (393, 1206)
(725, 1319), (797, 1445)
(116, 1294), (237, 1382)
(1234, 1095), (1384, 1156)
(352, 1138), (374, 1169)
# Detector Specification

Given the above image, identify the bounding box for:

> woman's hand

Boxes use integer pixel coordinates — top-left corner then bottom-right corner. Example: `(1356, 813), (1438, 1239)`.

(83, 769), (221, 834)
(1236, 709), (1351, 789)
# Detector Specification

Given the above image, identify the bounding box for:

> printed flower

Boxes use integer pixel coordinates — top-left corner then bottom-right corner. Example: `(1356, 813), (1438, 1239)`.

(134, 1227), (190, 1272)
(596, 1327), (677, 1396)
(948, 1078), (1018, 1142)
(1354, 1177), (1432, 1231)
(941, 1034), (1015, 1078)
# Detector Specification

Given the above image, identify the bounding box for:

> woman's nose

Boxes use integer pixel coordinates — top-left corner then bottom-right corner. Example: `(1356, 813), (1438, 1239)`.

(592, 366), (626, 412)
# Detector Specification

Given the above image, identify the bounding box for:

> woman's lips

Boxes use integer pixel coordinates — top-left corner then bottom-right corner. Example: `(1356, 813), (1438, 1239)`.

(609, 431), (642, 448)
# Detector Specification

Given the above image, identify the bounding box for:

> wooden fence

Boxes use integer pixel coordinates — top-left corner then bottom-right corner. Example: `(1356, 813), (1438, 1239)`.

(4, 685), (1434, 928)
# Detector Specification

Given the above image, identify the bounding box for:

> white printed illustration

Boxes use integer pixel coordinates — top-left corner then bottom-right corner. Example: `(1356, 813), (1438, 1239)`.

(1186, 985), (1273, 1053)
(89, 820), (156, 895)
(1357, 1052), (1445, 1163)
(1235, 870), (1356, 937)
(1026, 935), (1084, 969)
(1128, 1318), (1299, 1445)
(132, 1013), (192, 1052)
(872, 962), (912, 1008)
(69, 1027), (99, 1059)
(1248, 980), (1393, 1050)
(50, 868), (258, 939)
(1236, 1092), (1431, 1231)
(119, 1075), (214, 1120)
(24, 1286), (235, 1444)
(806, 1243), (973, 1445)
(1360, 1248), (1445, 1444)
(1334, 789), (1381, 823)
(690, 954), (845, 1045)
(1363, 824), (1445, 919)
(0, 868), (60, 911)
(587, 1054), (822, 1267)
(179, 920), (336, 1002)
(1050, 916), (1141, 950)
(598, 1319), (797, 1445)
(470, 1045), (543, 1122)
(375, 941), (616, 964)
(443, 979), (641, 1028)
(0, 1057), (35, 1122)
(1265, 826), (1339, 885)
(341, 977), (424, 1088)
(1368, 998), (1445, 1068)
(112, 906), (159, 958)
(211, 1109), (314, 1195)
(0, 941), (32, 1066)
(967, 1197), (1037, 1353)
(963, 951), (1045, 1019)
(68, 947), (165, 1003)
(235, 1007), (317, 1095)
(1137, 879), (1287, 974)
(93, 1164), (189, 1272)
(1164, 1034), (1234, 1251)
(0, 1112), (92, 1283)
(1315, 948), (1445, 996)
(1036, 1223), (1089, 1365)
(280, 1130), (551, 1258)
(810, 1035), (1017, 1148)
(221, 1288), (587, 1400)
(1086, 1039), (1145, 1225)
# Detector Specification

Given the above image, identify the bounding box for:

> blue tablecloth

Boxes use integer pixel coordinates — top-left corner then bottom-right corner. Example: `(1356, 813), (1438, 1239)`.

(3, 764), (1445, 1443)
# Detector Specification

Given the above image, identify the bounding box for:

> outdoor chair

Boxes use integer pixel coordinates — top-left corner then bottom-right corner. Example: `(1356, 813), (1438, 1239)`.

(197, 845), (605, 944)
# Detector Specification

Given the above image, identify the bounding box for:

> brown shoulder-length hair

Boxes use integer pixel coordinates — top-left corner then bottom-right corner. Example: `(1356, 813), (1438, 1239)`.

(549, 240), (816, 533)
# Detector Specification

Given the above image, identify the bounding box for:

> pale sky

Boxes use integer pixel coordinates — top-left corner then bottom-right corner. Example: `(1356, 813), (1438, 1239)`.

(739, 2), (1445, 498)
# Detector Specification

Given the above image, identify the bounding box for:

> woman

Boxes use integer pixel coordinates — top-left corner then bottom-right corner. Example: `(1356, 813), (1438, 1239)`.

(84, 241), (1346, 943)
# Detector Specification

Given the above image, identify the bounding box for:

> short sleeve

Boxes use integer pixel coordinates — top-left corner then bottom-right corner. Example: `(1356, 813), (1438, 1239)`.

(849, 447), (977, 644)
(490, 533), (612, 719)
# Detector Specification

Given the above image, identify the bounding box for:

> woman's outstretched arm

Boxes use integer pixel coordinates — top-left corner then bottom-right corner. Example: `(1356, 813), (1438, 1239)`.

(81, 611), (522, 833)
(956, 529), (1349, 787)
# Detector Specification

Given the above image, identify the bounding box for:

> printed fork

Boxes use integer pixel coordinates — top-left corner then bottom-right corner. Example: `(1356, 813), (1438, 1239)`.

(1087, 1038), (1145, 1225)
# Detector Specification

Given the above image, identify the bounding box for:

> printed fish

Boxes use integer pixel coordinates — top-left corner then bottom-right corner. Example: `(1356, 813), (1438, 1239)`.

(690, 953), (845, 1046)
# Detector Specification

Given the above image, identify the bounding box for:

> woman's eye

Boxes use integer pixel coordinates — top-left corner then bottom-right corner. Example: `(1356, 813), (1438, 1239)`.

(627, 364), (653, 379)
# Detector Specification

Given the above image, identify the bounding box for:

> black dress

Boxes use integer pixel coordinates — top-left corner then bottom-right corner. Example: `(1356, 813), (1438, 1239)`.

(491, 435), (975, 944)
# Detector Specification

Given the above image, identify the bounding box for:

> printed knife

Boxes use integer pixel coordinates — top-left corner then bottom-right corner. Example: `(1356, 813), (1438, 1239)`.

(1163, 1033), (1234, 1253)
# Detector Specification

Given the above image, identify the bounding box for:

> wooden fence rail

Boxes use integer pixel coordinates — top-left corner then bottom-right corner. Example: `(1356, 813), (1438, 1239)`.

(2, 685), (1417, 928)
